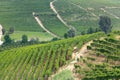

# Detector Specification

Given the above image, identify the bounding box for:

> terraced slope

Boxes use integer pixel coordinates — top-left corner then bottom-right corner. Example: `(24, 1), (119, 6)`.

(54, 0), (120, 34)
(74, 37), (120, 79)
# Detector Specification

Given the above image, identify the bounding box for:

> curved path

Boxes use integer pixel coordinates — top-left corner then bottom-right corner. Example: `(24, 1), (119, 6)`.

(33, 12), (59, 38)
(50, 0), (74, 29)
(49, 41), (92, 79)
(0, 24), (3, 45)
(100, 8), (119, 19)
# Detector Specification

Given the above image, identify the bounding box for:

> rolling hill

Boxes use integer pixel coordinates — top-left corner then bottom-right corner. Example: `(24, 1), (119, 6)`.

(0, 0), (120, 40)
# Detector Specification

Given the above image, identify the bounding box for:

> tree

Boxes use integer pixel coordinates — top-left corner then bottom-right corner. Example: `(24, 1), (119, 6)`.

(87, 27), (94, 34)
(8, 27), (14, 34)
(51, 37), (59, 41)
(64, 33), (68, 39)
(99, 16), (112, 34)
(4, 34), (12, 44)
(68, 28), (75, 37)
(22, 35), (28, 43)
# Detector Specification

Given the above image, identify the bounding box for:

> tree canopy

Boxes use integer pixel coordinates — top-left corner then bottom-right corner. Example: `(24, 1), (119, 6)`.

(22, 35), (28, 43)
(99, 16), (112, 34)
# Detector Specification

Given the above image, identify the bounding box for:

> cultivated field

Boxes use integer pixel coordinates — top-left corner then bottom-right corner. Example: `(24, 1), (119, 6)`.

(0, 32), (104, 80)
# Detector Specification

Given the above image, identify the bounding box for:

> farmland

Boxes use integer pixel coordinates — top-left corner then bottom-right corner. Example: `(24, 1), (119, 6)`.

(0, 0), (120, 79)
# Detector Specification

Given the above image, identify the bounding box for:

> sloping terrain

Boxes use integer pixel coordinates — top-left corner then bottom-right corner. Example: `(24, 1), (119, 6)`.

(73, 36), (120, 79)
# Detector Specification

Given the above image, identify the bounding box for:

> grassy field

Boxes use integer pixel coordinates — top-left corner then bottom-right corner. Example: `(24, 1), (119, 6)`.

(1, 31), (53, 42)
(10, 31), (53, 41)
(54, 0), (120, 34)
(53, 70), (74, 80)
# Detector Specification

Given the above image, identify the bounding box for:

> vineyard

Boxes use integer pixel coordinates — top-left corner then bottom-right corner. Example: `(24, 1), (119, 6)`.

(74, 35), (120, 79)
(54, 0), (120, 34)
(0, 32), (105, 80)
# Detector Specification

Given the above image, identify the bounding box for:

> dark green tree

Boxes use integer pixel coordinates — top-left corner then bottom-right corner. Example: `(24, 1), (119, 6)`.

(22, 35), (28, 43)
(4, 34), (12, 44)
(68, 28), (75, 37)
(81, 31), (85, 35)
(87, 27), (94, 34)
(99, 16), (112, 34)
(8, 27), (14, 34)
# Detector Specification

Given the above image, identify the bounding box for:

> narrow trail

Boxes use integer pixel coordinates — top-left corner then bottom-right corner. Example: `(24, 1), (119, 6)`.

(50, 0), (74, 29)
(105, 6), (120, 9)
(33, 12), (59, 38)
(0, 24), (3, 45)
(49, 41), (92, 79)
(100, 8), (119, 19)
(71, 3), (98, 18)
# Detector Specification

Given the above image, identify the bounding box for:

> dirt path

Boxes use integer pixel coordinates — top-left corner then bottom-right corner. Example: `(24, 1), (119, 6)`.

(105, 6), (120, 9)
(33, 12), (59, 38)
(50, 0), (74, 29)
(100, 8), (119, 19)
(0, 24), (3, 45)
(71, 3), (98, 18)
(49, 41), (92, 79)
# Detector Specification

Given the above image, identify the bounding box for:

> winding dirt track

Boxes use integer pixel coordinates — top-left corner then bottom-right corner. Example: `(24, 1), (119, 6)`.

(33, 12), (59, 38)
(0, 24), (3, 45)
(100, 8), (119, 19)
(50, 0), (73, 29)
(49, 41), (92, 80)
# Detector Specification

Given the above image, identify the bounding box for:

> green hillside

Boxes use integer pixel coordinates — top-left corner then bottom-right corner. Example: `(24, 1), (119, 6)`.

(54, 0), (120, 34)
(0, 32), (104, 80)
(0, 0), (120, 40)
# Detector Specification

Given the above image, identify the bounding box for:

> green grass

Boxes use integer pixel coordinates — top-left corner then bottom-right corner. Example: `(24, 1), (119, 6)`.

(54, 0), (120, 34)
(2, 31), (53, 41)
(53, 70), (74, 80)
